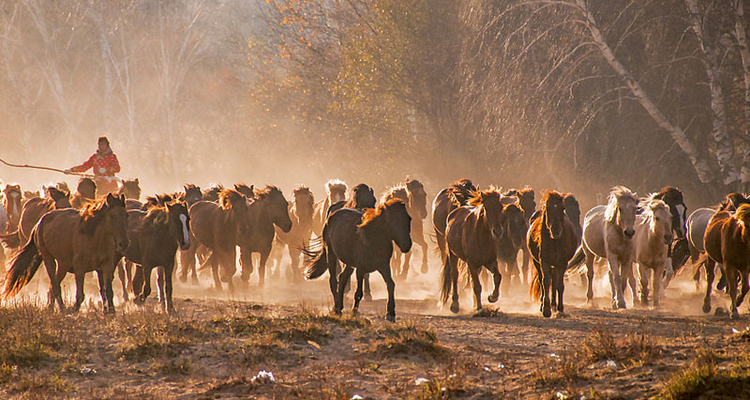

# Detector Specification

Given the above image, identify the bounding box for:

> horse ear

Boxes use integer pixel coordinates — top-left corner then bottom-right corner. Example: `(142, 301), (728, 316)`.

(250, 185), (254, 194)
(369, 187), (374, 195)
(120, 194), (126, 203)
(134, 178), (139, 184)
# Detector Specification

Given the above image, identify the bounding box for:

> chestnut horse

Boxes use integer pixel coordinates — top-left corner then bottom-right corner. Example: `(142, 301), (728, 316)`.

(240, 185), (293, 287)
(432, 179), (477, 262)
(528, 191), (580, 317)
(440, 189), (506, 314)
(0, 186), (72, 250)
(305, 199), (412, 322)
(189, 189), (250, 291)
(312, 179), (347, 236)
(383, 179), (429, 280)
(125, 201), (191, 312)
(272, 186), (315, 282)
(3, 194), (129, 313)
(70, 178), (97, 209)
(119, 178), (142, 210)
(703, 204), (750, 318)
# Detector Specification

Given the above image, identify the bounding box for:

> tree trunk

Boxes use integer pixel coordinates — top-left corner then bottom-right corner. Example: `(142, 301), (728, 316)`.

(734, 0), (750, 191)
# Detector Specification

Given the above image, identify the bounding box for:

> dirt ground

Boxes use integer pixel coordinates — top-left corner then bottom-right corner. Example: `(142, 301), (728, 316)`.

(1, 253), (749, 400)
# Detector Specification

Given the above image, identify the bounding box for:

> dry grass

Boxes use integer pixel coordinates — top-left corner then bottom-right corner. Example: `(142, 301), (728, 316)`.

(658, 346), (750, 399)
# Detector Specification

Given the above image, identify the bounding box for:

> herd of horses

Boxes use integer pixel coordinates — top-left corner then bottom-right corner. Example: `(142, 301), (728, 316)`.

(0, 176), (749, 321)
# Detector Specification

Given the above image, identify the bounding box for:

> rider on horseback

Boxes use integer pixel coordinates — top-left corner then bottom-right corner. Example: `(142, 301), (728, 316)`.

(65, 136), (121, 195)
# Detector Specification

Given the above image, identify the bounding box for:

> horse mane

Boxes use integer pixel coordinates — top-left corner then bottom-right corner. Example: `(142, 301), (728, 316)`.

(735, 204), (750, 227)
(326, 179), (347, 196)
(562, 193), (578, 206)
(358, 198), (404, 229)
(405, 178), (424, 193)
(382, 185), (408, 204)
(219, 189), (247, 211)
(640, 198), (669, 219)
(447, 179), (476, 206)
(184, 184), (199, 191)
(604, 186), (637, 223)
(253, 185), (283, 200)
(79, 196), (124, 234)
(293, 185), (313, 197)
(144, 194), (174, 210)
(467, 189), (501, 207)
(144, 205), (170, 227)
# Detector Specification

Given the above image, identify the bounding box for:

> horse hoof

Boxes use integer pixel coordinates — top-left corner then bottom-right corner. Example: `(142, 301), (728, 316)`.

(351, 309), (359, 316)
(421, 264), (428, 274)
(488, 294), (499, 303)
(542, 308), (551, 318)
(554, 311), (567, 318)
(385, 314), (396, 323)
(179, 275), (187, 283)
(364, 294), (373, 302)
(450, 302), (460, 314)
(731, 311), (741, 320)
(333, 309), (343, 316)
(702, 302), (711, 314)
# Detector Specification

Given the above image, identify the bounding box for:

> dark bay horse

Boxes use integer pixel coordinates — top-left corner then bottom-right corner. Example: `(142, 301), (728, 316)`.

(432, 179), (477, 263)
(240, 185), (293, 287)
(70, 178), (97, 209)
(528, 191), (580, 317)
(202, 184), (224, 202)
(0, 186), (72, 249)
(503, 187), (536, 284)
(3, 194), (129, 313)
(273, 186), (315, 282)
(313, 179), (348, 236)
(441, 189), (506, 314)
(383, 179), (429, 280)
(495, 199), (528, 296)
(703, 204), (750, 318)
(189, 189), (249, 292)
(178, 184), (204, 284)
(125, 201), (191, 312)
(305, 199), (412, 322)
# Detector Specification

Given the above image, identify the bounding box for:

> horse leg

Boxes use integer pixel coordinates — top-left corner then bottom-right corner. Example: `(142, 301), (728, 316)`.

(42, 253), (61, 312)
(653, 263), (664, 309)
(96, 270), (107, 310)
(53, 264), (68, 312)
(352, 269), (365, 315)
(125, 260), (134, 295)
(391, 250), (400, 280)
(521, 247), (531, 285)
(335, 265), (354, 315)
(72, 271), (86, 313)
(607, 256), (626, 310)
(584, 249), (595, 304)
(288, 245), (301, 283)
(469, 265), (483, 311)
(637, 263), (650, 307)
(500, 259), (511, 298)
(363, 274), (372, 301)
(487, 260), (501, 303)
(727, 266), (740, 319)
(377, 265), (396, 322)
(164, 264), (175, 313)
(179, 247), (192, 283)
(327, 253), (339, 313)
(156, 266), (166, 309)
(555, 266), (565, 314)
(116, 259), (128, 302)
(625, 262), (637, 307)
(104, 267), (116, 313)
(139, 266), (153, 304)
(419, 237), (429, 274)
(132, 265), (145, 304)
(541, 264), (552, 318)
(449, 253), (460, 313)
(258, 250), (270, 288)
(736, 268), (750, 310)
(400, 249), (412, 281)
(703, 258), (716, 313)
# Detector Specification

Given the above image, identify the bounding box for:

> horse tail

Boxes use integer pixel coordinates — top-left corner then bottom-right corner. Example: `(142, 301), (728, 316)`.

(2, 233), (43, 299)
(529, 266), (542, 301)
(304, 225), (330, 280)
(0, 230), (21, 248)
(566, 245), (586, 275)
(440, 249), (453, 304)
(692, 252), (710, 278)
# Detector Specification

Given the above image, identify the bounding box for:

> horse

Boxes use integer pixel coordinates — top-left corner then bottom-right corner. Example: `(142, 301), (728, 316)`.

(178, 185), (204, 284)
(632, 199), (672, 308)
(503, 187), (536, 284)
(703, 204), (750, 318)
(3, 193), (129, 313)
(0, 186), (72, 250)
(240, 185), (293, 287)
(327, 183), (376, 216)
(271, 186), (315, 282)
(383, 179), (429, 280)
(312, 179), (348, 236)
(189, 189), (249, 292)
(432, 179), (477, 262)
(1, 183), (22, 232)
(70, 178), (97, 209)
(527, 191), (580, 317)
(495, 199), (528, 296)
(305, 198), (411, 322)
(440, 189), (506, 314)
(125, 201), (191, 312)
(22, 191), (40, 204)
(577, 186), (638, 309)
(202, 184), (224, 202)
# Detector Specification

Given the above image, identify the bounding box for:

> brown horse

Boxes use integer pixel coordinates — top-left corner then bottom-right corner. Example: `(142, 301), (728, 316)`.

(70, 178), (97, 209)
(272, 186), (315, 282)
(178, 184), (204, 284)
(125, 201), (191, 312)
(432, 179), (477, 263)
(703, 204), (750, 318)
(2, 183), (22, 232)
(3, 193), (129, 313)
(528, 191), (580, 317)
(0, 186), (72, 250)
(495, 199), (528, 296)
(202, 184), (224, 202)
(305, 198), (412, 321)
(503, 187), (536, 284)
(189, 189), (250, 291)
(240, 185), (293, 287)
(312, 179), (347, 236)
(384, 179), (429, 280)
(441, 189), (506, 314)
(118, 178), (142, 210)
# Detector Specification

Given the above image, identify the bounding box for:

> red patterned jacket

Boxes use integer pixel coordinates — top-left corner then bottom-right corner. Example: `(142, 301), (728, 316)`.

(72, 150), (121, 177)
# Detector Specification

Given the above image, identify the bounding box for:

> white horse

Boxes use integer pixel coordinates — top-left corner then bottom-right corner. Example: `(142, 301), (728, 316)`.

(633, 199), (673, 308)
(581, 186), (638, 309)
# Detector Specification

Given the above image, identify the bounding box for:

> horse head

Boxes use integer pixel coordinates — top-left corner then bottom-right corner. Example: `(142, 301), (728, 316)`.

(46, 186), (71, 209)
(105, 193), (130, 252)
(644, 199), (672, 245)
(735, 204), (750, 244)
(256, 185), (292, 233)
(470, 189), (504, 240)
(293, 186), (315, 225)
(2, 183), (22, 224)
(384, 199), (412, 253)
(183, 184), (203, 206)
(502, 201), (527, 248)
(167, 201), (191, 251)
(542, 190), (565, 239)
(563, 194), (582, 238)
(326, 179), (347, 204)
(405, 179), (428, 220)
(606, 186), (637, 239)
(350, 183), (376, 209)
(119, 178), (141, 200)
